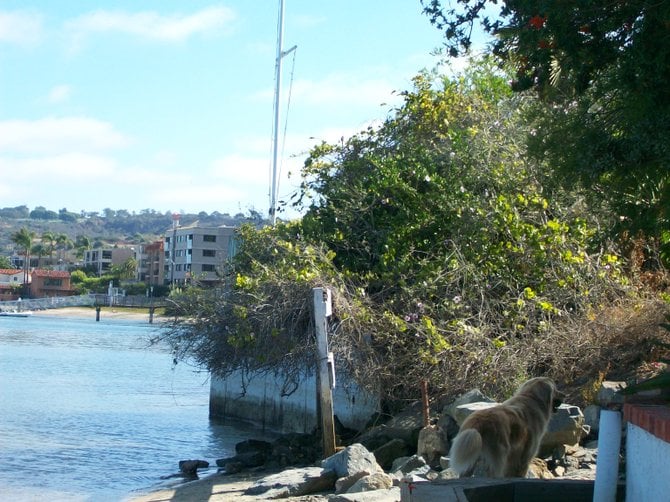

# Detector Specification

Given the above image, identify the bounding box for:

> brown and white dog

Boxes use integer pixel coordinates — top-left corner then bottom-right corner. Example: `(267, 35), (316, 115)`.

(449, 377), (563, 478)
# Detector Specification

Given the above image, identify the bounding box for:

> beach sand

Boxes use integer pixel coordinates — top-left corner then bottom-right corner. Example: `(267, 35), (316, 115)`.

(32, 306), (162, 322)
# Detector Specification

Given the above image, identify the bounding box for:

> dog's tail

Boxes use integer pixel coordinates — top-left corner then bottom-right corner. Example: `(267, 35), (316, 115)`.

(449, 428), (482, 477)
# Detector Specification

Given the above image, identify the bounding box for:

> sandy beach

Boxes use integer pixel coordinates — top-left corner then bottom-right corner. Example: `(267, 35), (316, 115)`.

(32, 306), (163, 323)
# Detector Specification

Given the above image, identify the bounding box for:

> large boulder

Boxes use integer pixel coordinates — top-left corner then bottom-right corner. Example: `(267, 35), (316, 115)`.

(322, 443), (383, 478)
(372, 438), (412, 470)
(417, 425), (449, 467)
(346, 471), (394, 493)
(245, 466), (337, 498)
(448, 401), (498, 426)
(443, 389), (495, 425)
(541, 404), (588, 452)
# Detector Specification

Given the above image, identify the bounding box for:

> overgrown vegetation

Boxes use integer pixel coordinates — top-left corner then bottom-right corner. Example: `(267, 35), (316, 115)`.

(157, 59), (668, 408)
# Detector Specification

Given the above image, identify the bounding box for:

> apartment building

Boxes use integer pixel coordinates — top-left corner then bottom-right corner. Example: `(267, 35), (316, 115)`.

(83, 247), (135, 277)
(164, 223), (236, 287)
(137, 240), (164, 286)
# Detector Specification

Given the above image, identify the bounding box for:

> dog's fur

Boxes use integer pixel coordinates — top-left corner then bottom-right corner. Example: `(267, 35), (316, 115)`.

(449, 377), (562, 478)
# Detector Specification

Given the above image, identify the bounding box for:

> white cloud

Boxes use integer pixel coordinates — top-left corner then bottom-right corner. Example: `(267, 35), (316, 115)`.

(0, 153), (116, 181)
(47, 85), (72, 104)
(0, 117), (132, 154)
(210, 154), (269, 185)
(254, 71), (404, 112)
(0, 10), (43, 46)
(65, 6), (236, 46)
(292, 14), (326, 29)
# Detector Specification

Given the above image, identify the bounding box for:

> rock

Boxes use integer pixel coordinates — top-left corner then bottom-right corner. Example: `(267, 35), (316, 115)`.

(435, 467), (459, 480)
(391, 454), (427, 475)
(449, 401), (498, 426)
(178, 459), (209, 476)
(372, 438), (411, 470)
(359, 401), (424, 445)
(443, 389), (495, 425)
(235, 438), (273, 455)
(526, 458), (554, 479)
(346, 472), (394, 493)
(583, 404), (601, 433)
(329, 486), (402, 502)
(335, 470), (370, 493)
(541, 404), (588, 452)
(596, 381), (626, 406)
(435, 413), (460, 439)
(322, 443), (383, 478)
(416, 425), (449, 467)
(215, 450), (265, 469)
(245, 466), (337, 498)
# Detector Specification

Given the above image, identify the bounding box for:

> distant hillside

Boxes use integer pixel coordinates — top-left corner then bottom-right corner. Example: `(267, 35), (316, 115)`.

(0, 205), (266, 254)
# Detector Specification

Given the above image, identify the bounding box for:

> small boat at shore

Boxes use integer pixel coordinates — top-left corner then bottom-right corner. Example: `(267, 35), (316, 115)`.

(0, 310), (32, 317)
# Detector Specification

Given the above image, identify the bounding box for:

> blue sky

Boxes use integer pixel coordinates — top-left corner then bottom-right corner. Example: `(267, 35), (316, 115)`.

(0, 1), (479, 218)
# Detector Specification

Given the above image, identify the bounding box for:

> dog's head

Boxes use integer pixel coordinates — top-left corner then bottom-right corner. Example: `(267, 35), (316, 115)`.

(518, 377), (563, 413)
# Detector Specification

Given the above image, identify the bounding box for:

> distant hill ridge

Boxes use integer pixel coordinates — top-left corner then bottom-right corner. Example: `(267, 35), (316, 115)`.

(0, 205), (266, 251)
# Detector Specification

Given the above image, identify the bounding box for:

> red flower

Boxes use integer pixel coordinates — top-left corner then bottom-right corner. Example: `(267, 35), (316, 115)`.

(529, 15), (546, 30)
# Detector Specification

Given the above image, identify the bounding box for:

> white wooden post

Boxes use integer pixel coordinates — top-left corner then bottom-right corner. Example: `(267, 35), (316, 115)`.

(313, 287), (336, 457)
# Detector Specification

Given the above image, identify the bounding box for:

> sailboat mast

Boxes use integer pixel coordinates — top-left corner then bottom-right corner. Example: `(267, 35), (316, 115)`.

(270, 0), (285, 225)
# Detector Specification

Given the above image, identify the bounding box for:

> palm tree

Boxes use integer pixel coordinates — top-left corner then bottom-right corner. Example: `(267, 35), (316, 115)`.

(75, 235), (91, 259)
(11, 227), (35, 293)
(31, 243), (47, 268)
(55, 233), (72, 265)
(41, 231), (56, 265)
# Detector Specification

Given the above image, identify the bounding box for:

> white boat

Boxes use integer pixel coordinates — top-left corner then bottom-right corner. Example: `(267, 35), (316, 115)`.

(0, 310), (32, 317)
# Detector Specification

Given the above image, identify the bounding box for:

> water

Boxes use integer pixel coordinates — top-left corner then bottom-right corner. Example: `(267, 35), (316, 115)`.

(0, 314), (265, 501)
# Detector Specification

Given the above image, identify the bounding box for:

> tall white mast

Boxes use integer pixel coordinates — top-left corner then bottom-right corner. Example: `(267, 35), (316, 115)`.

(270, 0), (295, 225)
(270, 0), (285, 225)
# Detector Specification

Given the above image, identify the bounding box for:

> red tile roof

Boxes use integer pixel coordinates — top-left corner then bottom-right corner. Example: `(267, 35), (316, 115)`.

(31, 269), (70, 278)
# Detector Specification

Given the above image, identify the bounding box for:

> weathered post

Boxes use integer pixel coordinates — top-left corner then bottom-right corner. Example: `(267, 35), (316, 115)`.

(313, 287), (336, 458)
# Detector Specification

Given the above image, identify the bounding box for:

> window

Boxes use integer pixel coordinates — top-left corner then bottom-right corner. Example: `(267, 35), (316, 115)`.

(44, 278), (63, 287)
(203, 234), (216, 242)
(202, 249), (216, 257)
(201, 264), (216, 272)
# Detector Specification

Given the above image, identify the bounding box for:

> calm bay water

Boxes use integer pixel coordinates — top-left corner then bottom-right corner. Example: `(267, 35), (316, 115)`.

(0, 313), (263, 501)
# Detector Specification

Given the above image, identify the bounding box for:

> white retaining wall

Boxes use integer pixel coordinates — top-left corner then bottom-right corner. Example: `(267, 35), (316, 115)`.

(209, 371), (380, 434)
(626, 422), (670, 501)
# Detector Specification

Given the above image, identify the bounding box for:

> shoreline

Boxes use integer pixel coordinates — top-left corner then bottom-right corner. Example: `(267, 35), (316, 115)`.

(127, 469), (304, 502)
(31, 306), (163, 322)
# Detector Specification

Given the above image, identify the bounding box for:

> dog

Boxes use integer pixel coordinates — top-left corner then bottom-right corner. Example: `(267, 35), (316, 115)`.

(448, 377), (563, 478)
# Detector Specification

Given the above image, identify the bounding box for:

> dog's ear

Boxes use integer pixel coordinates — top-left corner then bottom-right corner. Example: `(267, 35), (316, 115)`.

(552, 389), (565, 412)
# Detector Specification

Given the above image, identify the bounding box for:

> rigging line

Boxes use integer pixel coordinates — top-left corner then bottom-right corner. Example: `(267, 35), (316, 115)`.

(269, 0), (284, 214)
(277, 46), (297, 207)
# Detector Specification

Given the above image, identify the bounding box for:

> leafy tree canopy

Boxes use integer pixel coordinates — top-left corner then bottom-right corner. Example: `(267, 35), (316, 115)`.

(161, 60), (626, 402)
(422, 0), (670, 250)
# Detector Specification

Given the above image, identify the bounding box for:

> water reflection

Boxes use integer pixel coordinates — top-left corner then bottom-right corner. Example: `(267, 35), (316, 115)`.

(0, 314), (265, 501)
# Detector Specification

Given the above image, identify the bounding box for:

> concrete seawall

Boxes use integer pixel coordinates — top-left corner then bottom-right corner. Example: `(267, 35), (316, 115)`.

(209, 371), (379, 434)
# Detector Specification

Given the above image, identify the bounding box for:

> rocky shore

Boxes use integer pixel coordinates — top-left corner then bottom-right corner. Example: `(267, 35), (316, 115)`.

(129, 382), (618, 502)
